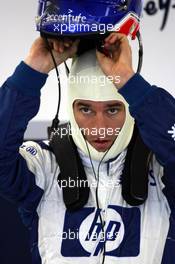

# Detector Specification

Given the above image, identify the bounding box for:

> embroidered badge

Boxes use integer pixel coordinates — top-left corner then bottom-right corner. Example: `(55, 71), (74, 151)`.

(168, 124), (175, 141)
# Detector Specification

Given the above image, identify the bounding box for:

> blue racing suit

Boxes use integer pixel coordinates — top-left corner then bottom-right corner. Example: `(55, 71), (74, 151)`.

(0, 62), (175, 264)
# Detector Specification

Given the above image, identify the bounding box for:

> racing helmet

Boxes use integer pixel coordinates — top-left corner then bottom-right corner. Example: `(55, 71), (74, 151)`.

(36, 0), (143, 40)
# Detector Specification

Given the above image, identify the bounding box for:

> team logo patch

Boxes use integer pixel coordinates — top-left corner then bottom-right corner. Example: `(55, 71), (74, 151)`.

(61, 206), (140, 257)
(25, 146), (37, 156)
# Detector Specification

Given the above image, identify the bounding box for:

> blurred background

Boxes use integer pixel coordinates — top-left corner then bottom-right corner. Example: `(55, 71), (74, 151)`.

(0, 0), (174, 263)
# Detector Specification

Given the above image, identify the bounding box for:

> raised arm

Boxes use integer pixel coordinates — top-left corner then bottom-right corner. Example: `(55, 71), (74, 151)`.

(0, 37), (79, 207)
(97, 33), (175, 167)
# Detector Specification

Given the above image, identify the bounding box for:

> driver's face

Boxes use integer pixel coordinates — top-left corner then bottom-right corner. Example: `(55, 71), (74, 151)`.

(73, 99), (125, 152)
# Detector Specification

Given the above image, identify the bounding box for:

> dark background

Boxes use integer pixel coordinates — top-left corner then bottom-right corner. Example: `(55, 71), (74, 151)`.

(0, 197), (32, 264)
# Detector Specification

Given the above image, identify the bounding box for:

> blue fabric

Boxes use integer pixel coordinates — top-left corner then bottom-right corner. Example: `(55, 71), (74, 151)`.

(161, 232), (175, 264)
(119, 73), (155, 107)
(7, 61), (48, 97)
(120, 74), (175, 166)
(61, 206), (140, 257)
(36, 140), (53, 152)
(0, 197), (32, 264)
(161, 161), (175, 264)
(120, 75), (175, 264)
(1, 61), (175, 263)
(0, 62), (46, 263)
(29, 212), (42, 264)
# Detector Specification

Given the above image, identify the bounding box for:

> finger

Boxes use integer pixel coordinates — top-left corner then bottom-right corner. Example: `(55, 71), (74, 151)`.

(105, 33), (128, 45)
(103, 42), (121, 61)
(35, 37), (46, 47)
(104, 33), (117, 42)
(64, 42), (71, 48)
(107, 32), (126, 40)
(65, 39), (80, 58)
(103, 40), (122, 62)
(53, 40), (65, 53)
(105, 34), (130, 59)
(63, 37), (73, 47)
(104, 34), (121, 50)
(96, 49), (111, 65)
(104, 33), (121, 44)
(112, 39), (131, 63)
(111, 47), (121, 62)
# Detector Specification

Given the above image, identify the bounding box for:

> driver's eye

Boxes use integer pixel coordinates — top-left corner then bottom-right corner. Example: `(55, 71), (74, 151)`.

(79, 107), (92, 114)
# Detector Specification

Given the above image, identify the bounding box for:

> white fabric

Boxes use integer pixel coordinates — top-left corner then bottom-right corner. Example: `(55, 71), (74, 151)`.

(67, 49), (135, 161)
(19, 141), (170, 264)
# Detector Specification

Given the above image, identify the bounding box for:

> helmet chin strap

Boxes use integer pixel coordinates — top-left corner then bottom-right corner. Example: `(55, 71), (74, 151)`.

(44, 37), (70, 137)
(136, 31), (143, 74)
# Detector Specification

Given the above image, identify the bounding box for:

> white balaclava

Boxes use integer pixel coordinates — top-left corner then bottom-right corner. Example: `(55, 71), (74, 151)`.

(67, 49), (135, 162)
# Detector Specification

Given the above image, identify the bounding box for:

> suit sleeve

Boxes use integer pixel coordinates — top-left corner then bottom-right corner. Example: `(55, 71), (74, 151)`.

(119, 74), (175, 166)
(119, 74), (175, 194)
(0, 62), (48, 211)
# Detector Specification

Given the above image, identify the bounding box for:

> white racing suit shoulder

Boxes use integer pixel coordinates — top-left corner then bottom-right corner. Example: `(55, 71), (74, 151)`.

(19, 140), (60, 194)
